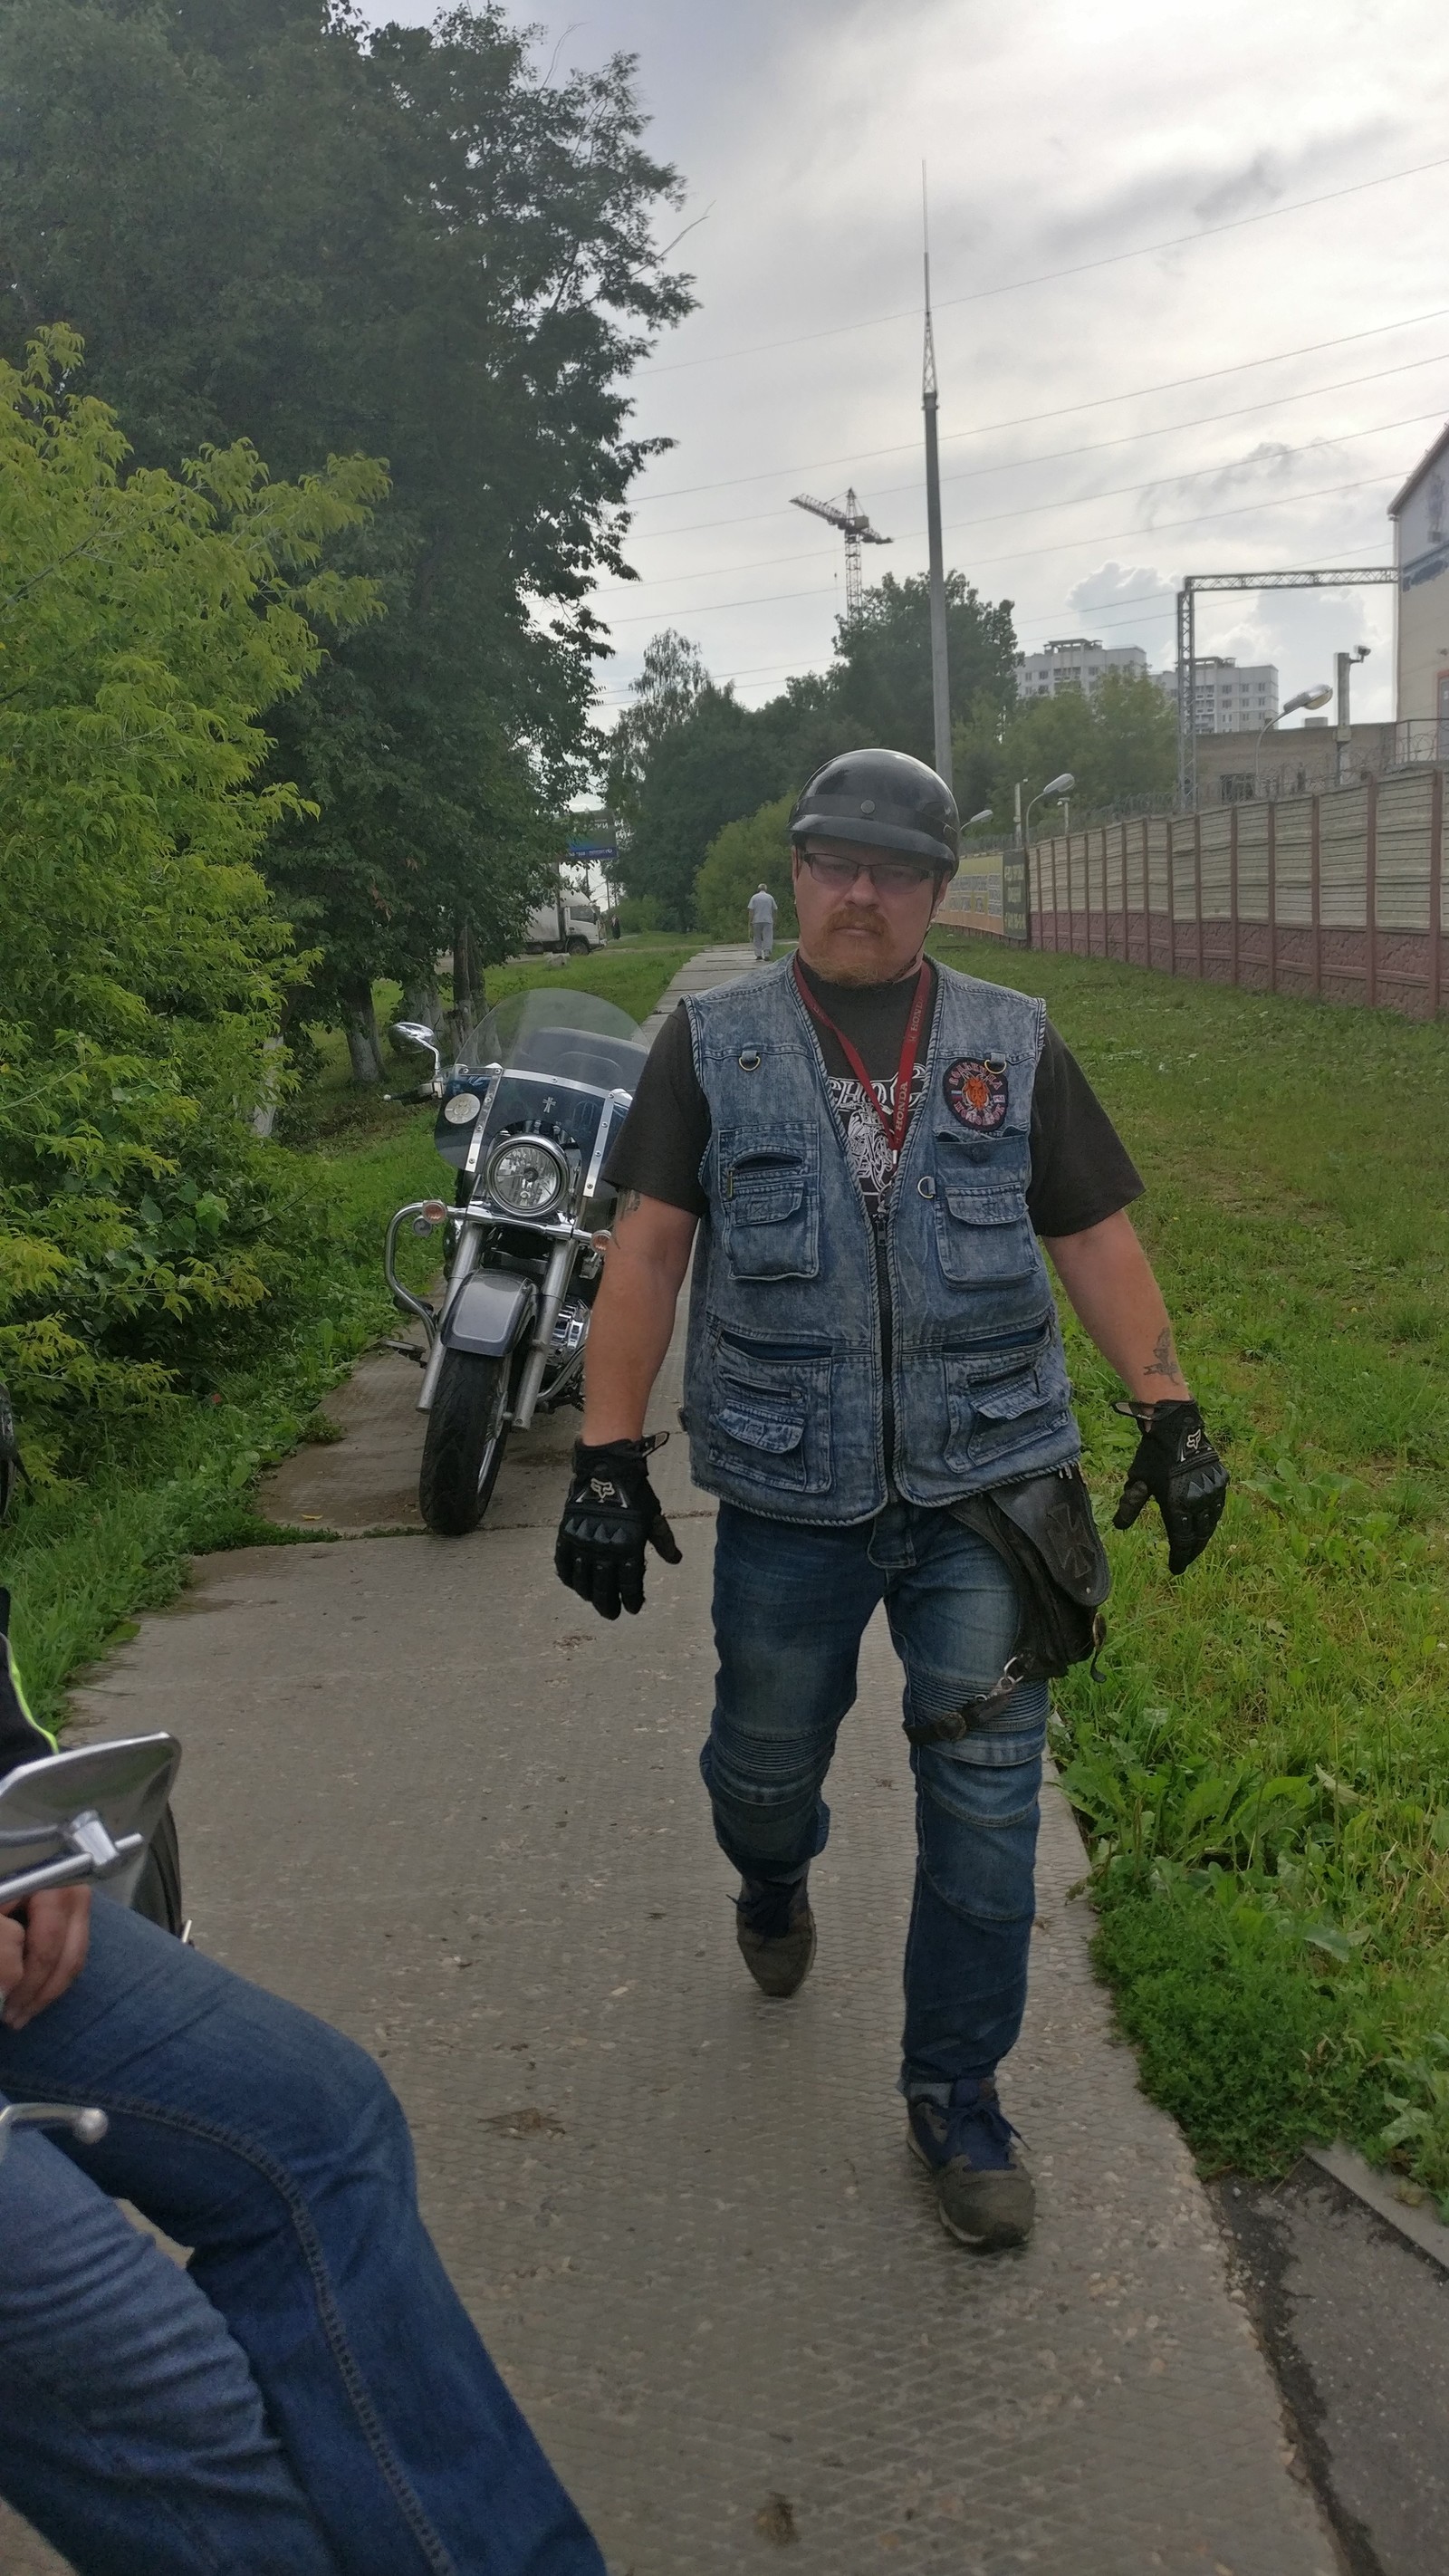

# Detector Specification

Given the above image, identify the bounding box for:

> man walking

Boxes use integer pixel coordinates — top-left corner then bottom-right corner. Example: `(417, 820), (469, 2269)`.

(555, 749), (1226, 2253)
(747, 881), (778, 960)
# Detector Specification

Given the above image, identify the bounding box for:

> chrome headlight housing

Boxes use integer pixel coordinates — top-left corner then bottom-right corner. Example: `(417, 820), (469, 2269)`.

(485, 1135), (567, 1216)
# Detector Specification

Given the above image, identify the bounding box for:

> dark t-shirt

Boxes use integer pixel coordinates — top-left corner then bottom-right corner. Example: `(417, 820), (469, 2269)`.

(603, 959), (1142, 1236)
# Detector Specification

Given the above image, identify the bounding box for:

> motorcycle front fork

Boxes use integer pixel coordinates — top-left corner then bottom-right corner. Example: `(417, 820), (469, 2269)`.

(417, 1226), (580, 1430)
(511, 1238), (577, 1428)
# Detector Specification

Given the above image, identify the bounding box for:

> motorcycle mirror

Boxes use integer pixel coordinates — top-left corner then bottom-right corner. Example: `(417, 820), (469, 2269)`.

(389, 1022), (443, 1078)
(0, 1735), (181, 1910)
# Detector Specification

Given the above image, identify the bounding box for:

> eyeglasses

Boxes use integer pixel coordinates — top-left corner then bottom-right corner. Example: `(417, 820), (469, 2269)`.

(798, 852), (936, 896)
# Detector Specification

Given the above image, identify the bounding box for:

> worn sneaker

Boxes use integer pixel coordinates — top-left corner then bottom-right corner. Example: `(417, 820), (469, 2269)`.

(907, 2076), (1034, 2251)
(734, 1871), (816, 1998)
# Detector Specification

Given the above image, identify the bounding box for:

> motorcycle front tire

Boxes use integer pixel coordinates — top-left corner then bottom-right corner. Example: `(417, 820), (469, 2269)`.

(418, 1349), (512, 1536)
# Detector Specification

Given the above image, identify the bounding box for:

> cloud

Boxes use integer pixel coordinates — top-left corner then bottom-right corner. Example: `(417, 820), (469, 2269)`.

(1191, 151), (1285, 226)
(353, 0), (1447, 724)
(1070, 561), (1171, 614)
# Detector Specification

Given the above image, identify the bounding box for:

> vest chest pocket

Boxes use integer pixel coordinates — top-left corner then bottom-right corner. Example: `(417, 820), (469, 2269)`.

(934, 1185), (1035, 1285)
(716, 1127), (820, 1280)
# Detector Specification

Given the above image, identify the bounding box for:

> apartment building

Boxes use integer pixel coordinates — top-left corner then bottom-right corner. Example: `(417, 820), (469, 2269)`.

(1153, 655), (1279, 735)
(1014, 638), (1147, 698)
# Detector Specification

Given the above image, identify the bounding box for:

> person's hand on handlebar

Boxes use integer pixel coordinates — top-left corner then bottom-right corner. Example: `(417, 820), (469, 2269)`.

(0, 1887), (91, 2031)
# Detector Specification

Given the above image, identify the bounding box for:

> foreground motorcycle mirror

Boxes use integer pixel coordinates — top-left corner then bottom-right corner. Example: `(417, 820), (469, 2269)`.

(389, 1022), (443, 1081)
(0, 1735), (181, 1910)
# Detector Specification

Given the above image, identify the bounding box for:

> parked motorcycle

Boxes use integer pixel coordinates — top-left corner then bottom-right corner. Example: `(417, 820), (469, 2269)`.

(384, 988), (648, 1536)
(0, 1728), (180, 2166)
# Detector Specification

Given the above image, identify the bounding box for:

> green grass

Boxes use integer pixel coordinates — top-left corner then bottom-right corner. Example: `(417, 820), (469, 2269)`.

(477, 934), (700, 1028)
(931, 927), (1449, 2194)
(282, 944), (699, 1147)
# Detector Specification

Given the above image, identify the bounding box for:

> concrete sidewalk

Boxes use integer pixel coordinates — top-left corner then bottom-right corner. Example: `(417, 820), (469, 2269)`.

(637, 938), (778, 1043)
(1, 944), (1339, 2574)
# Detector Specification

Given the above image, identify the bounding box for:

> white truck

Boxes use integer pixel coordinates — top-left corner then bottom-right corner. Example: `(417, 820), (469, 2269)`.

(523, 893), (605, 956)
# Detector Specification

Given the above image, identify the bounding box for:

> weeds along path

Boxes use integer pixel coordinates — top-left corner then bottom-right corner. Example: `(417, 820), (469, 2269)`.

(931, 928), (1449, 2201)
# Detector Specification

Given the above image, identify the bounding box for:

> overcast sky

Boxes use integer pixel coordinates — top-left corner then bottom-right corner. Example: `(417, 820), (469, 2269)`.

(362, 0), (1449, 736)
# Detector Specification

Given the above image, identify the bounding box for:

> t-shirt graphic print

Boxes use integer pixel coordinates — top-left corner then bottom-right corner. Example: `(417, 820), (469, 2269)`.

(826, 1064), (931, 1222)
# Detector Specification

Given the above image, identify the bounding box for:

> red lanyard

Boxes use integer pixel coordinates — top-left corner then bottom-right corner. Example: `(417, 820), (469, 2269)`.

(792, 957), (931, 1161)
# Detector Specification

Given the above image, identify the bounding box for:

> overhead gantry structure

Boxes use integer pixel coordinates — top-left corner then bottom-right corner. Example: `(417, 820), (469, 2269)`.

(1175, 566), (1396, 809)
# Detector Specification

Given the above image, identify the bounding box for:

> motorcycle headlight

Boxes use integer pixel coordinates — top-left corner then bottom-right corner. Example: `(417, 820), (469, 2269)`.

(485, 1136), (567, 1216)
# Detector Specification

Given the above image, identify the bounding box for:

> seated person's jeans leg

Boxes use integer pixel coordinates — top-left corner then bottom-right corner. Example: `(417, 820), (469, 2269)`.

(0, 1903), (604, 2576)
(0, 2111), (339, 2576)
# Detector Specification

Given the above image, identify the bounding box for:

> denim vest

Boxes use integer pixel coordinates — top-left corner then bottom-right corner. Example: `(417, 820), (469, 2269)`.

(681, 957), (1079, 1525)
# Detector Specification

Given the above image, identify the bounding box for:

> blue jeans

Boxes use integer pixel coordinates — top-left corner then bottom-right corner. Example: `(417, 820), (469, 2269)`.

(0, 1901), (603, 2576)
(705, 1501), (1046, 2100)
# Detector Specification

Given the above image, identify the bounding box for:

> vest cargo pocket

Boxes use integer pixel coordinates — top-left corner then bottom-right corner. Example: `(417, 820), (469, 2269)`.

(705, 1340), (833, 1494)
(942, 1349), (1070, 1470)
(934, 1185), (1036, 1285)
(716, 1126), (820, 1280)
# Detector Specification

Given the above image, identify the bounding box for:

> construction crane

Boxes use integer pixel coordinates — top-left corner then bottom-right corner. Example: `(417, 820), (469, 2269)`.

(791, 488), (890, 619)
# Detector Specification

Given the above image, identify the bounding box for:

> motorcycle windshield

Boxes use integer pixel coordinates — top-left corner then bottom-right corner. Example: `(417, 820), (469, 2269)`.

(435, 987), (650, 1181)
(466, 988), (650, 1094)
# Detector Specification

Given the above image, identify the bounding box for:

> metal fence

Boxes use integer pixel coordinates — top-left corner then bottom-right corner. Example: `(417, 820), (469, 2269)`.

(1028, 766), (1447, 1019)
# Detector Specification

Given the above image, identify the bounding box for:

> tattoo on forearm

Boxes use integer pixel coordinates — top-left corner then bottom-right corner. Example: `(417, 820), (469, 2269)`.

(1144, 1324), (1187, 1384)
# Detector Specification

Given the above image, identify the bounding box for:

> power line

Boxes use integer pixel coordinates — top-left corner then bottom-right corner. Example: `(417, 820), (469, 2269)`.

(645, 155), (1449, 379)
(590, 402), (1442, 601)
(591, 535), (1400, 702)
(620, 346), (1449, 549)
(600, 470), (1400, 628)
(630, 304), (1449, 508)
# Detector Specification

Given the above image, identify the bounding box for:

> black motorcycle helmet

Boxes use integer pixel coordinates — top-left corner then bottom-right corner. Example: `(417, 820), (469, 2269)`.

(789, 747), (959, 876)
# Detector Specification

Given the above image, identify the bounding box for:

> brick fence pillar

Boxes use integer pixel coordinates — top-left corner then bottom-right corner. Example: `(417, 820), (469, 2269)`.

(1365, 775), (1378, 1010)
(1229, 803), (1240, 989)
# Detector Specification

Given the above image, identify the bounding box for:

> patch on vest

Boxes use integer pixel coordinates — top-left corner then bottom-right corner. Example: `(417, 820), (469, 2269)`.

(943, 1056), (1008, 1132)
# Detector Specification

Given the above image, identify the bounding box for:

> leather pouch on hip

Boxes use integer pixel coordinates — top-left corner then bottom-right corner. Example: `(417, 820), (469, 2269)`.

(905, 1466), (1110, 1747)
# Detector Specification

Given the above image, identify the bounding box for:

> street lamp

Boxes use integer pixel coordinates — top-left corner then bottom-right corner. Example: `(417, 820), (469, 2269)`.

(966, 806), (993, 827)
(1023, 771), (1076, 841)
(1336, 645), (1370, 788)
(1254, 686), (1333, 799)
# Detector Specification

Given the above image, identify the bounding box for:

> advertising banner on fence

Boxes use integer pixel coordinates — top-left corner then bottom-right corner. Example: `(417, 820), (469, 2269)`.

(938, 852), (1004, 937)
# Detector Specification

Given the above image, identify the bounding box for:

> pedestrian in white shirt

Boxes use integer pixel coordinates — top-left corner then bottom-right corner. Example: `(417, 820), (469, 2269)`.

(747, 884), (778, 960)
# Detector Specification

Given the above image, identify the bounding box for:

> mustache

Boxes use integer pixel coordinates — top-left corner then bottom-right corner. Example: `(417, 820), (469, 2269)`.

(821, 905), (888, 934)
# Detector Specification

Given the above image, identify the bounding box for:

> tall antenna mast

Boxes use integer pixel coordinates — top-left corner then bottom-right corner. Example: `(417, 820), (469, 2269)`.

(791, 486), (891, 620)
(922, 165), (953, 790)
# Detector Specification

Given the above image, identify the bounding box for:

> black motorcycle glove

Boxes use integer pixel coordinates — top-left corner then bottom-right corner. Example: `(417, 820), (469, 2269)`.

(1112, 1398), (1228, 1576)
(554, 1436), (682, 1621)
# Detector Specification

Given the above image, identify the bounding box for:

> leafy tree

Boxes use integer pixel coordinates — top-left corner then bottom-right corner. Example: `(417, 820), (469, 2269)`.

(621, 685), (785, 928)
(605, 629), (711, 833)
(955, 669), (1176, 828)
(695, 796), (798, 941)
(0, 0), (694, 1043)
(616, 574), (1020, 925)
(0, 332), (383, 1471)
(830, 572), (1017, 763)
